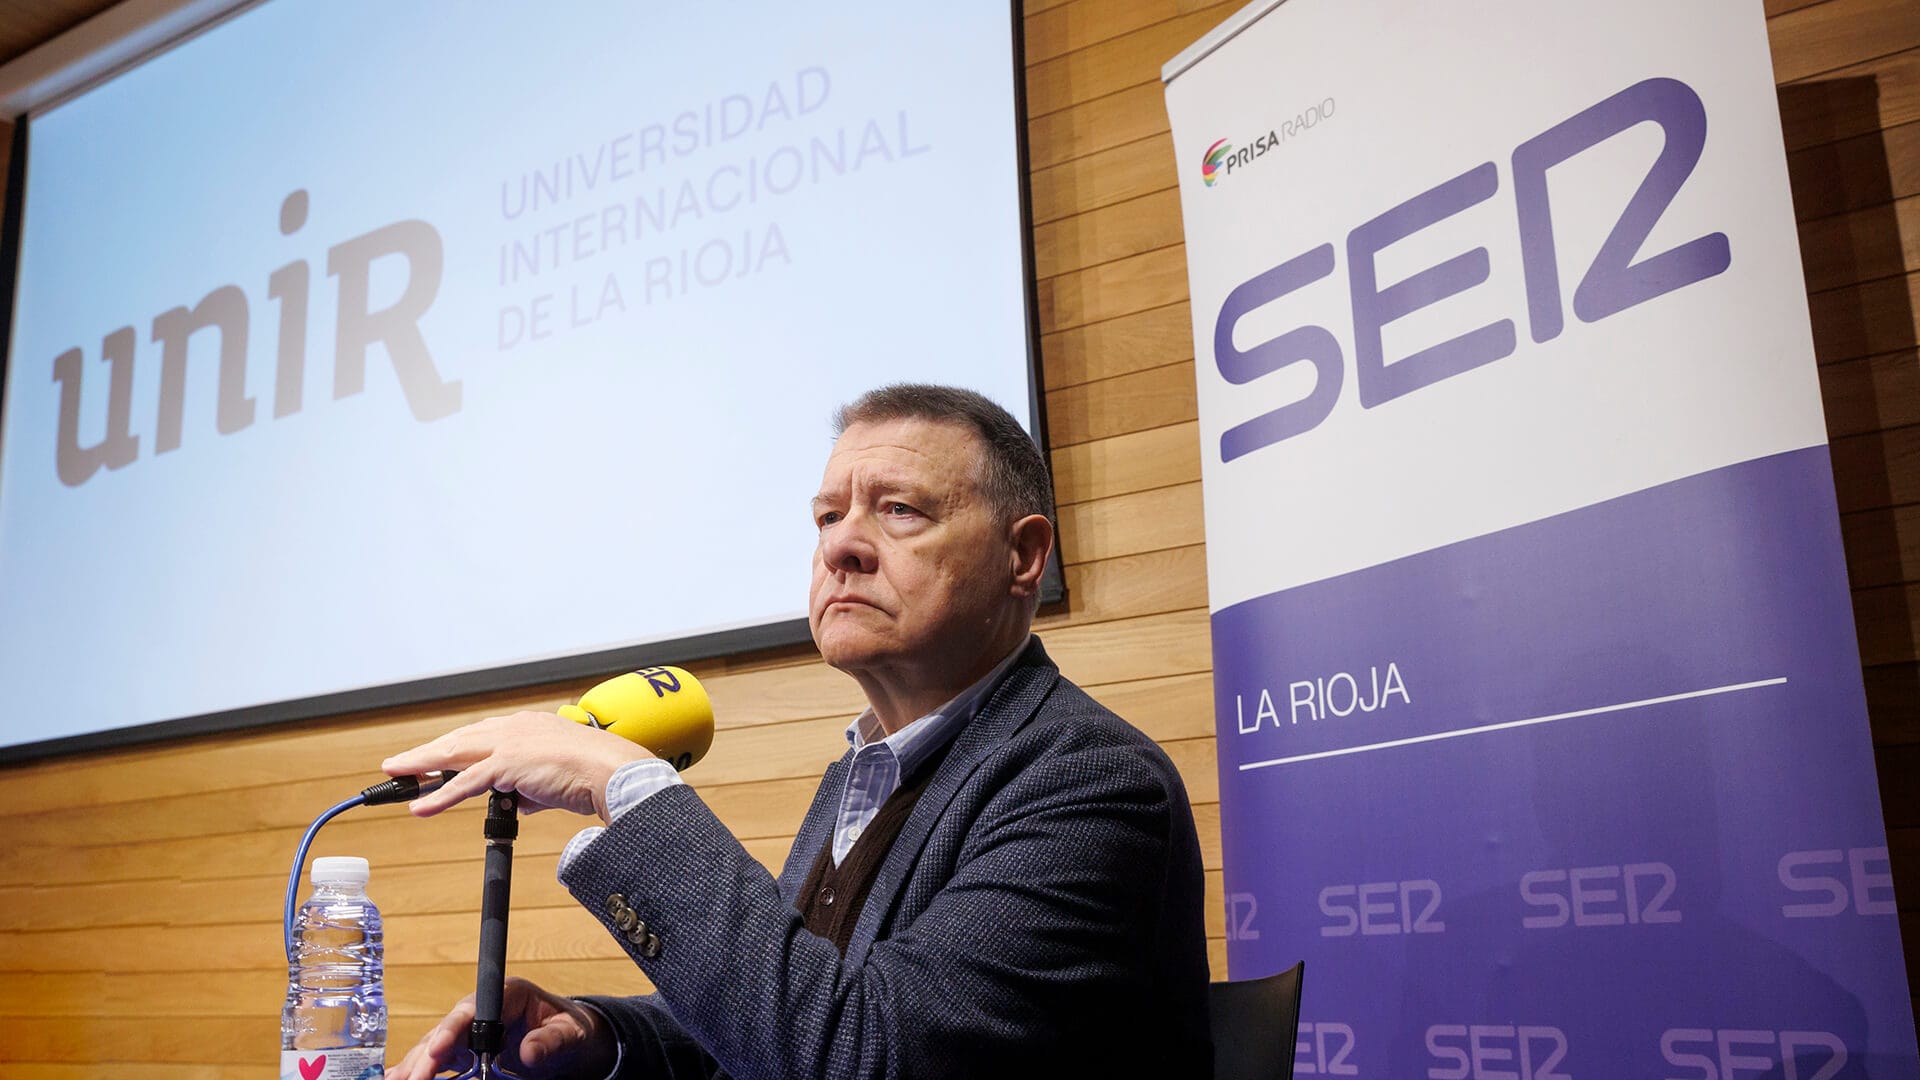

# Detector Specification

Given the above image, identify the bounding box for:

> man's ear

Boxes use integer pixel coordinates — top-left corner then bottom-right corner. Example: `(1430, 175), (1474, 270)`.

(1007, 514), (1055, 601)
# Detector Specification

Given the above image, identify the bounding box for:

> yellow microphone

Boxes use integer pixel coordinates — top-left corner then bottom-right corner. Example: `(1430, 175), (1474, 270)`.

(558, 665), (713, 772)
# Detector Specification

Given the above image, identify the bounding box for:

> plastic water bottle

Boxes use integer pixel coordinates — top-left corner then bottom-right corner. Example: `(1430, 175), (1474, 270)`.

(282, 856), (387, 1080)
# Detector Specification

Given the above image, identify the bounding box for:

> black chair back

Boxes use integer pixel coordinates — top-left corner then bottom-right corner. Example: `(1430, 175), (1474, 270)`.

(1209, 961), (1306, 1080)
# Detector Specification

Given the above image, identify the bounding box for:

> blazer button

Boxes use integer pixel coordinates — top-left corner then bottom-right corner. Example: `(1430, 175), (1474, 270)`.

(614, 909), (638, 934)
(626, 919), (649, 943)
(607, 893), (628, 916)
(642, 933), (663, 959)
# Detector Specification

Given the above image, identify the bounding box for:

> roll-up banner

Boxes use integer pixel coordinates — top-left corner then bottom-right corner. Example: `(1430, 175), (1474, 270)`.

(1164, 1), (1917, 1075)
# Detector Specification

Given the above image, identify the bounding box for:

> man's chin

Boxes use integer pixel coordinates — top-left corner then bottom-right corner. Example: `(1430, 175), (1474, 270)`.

(814, 631), (897, 674)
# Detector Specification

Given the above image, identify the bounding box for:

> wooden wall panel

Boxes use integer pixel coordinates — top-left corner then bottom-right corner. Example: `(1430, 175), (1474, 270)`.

(1770, 0), (1920, 83)
(1028, 81), (1169, 170)
(0, 0), (1916, 1071)
(1039, 299), (1192, 389)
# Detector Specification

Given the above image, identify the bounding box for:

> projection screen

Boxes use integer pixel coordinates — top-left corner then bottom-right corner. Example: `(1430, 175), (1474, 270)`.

(0, 0), (1045, 757)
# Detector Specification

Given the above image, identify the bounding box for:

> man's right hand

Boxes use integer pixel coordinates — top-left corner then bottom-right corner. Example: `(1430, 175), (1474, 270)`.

(385, 976), (618, 1080)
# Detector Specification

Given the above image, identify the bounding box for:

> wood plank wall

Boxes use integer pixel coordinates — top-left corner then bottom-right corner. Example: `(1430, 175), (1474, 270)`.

(0, 0), (1914, 1072)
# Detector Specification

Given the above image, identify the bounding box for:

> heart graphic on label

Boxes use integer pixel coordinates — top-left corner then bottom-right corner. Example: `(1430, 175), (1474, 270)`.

(298, 1055), (326, 1080)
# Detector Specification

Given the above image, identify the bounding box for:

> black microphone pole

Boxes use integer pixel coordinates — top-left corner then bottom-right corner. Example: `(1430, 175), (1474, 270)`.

(468, 790), (520, 1079)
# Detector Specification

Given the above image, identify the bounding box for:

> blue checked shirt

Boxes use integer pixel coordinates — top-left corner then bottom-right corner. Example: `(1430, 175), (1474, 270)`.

(825, 639), (1027, 866)
(559, 637), (1031, 875)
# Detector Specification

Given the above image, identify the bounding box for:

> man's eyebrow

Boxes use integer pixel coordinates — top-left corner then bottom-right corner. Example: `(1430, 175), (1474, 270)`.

(811, 474), (938, 509)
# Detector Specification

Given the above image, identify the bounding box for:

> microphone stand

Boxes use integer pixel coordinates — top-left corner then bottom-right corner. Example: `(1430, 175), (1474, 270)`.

(453, 790), (525, 1080)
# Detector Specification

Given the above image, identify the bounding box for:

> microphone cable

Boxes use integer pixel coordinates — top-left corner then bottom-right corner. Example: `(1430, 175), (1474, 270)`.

(282, 773), (454, 959)
(282, 793), (368, 960)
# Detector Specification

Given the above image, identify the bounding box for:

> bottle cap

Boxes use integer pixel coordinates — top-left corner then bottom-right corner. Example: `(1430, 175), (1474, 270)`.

(311, 856), (371, 887)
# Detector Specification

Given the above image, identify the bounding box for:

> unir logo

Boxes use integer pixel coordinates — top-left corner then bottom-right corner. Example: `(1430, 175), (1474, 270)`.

(50, 189), (459, 487)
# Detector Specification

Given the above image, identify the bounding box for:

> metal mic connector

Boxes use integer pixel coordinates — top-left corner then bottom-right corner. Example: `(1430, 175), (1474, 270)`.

(360, 771), (458, 806)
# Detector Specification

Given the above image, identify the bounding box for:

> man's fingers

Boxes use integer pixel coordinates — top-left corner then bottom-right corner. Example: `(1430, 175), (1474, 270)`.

(386, 996), (477, 1079)
(381, 728), (472, 778)
(518, 1006), (591, 1068)
(518, 1024), (560, 1066)
(409, 760), (498, 816)
(383, 715), (524, 777)
(412, 1021), (472, 1080)
(386, 1040), (439, 1080)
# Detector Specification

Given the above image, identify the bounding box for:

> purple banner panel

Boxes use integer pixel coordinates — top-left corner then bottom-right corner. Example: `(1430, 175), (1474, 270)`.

(1215, 446), (1917, 1078)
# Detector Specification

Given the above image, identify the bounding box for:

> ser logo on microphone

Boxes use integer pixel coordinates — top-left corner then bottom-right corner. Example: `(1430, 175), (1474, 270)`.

(565, 665), (712, 771)
(635, 667), (698, 769)
(635, 666), (684, 696)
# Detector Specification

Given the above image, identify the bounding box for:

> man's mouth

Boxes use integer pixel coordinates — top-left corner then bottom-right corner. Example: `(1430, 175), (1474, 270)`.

(824, 597), (881, 613)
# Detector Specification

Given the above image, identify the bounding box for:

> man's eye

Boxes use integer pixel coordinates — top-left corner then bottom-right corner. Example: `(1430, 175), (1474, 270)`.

(817, 511), (842, 527)
(884, 502), (917, 517)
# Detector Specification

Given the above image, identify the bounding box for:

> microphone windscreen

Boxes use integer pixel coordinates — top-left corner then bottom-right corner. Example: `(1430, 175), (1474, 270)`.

(558, 666), (714, 771)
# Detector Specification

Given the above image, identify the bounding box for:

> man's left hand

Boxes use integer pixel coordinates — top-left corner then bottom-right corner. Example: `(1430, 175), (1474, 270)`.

(382, 712), (655, 822)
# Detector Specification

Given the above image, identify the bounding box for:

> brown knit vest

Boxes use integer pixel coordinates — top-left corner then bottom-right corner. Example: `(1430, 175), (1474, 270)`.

(797, 760), (941, 954)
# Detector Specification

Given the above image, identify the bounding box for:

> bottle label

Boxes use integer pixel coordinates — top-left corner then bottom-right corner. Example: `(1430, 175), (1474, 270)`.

(280, 1048), (384, 1080)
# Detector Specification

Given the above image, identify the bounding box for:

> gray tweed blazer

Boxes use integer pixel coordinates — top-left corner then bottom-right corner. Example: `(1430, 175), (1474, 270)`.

(562, 637), (1213, 1078)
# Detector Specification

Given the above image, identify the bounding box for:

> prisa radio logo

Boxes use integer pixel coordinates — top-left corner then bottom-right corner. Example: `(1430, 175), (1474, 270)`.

(1198, 97), (1336, 187)
(1201, 139), (1234, 186)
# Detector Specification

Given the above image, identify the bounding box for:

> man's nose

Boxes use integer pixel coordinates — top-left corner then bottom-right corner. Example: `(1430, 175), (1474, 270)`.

(820, 512), (879, 575)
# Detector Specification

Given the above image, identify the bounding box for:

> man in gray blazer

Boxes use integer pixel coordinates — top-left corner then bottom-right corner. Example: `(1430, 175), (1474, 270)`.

(385, 385), (1212, 1078)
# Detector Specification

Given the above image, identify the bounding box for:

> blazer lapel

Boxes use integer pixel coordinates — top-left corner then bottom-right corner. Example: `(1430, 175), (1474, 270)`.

(778, 752), (852, 903)
(840, 637), (1060, 967)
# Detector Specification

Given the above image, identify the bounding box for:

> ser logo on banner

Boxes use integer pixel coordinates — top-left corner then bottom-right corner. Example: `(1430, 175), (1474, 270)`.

(1519, 862), (1681, 929)
(1426, 1025), (1571, 1080)
(1224, 891), (1261, 941)
(1660, 1029), (1847, 1080)
(1318, 879), (1444, 937)
(1212, 77), (1729, 463)
(1295, 1021), (1359, 1076)
(1777, 847), (1896, 918)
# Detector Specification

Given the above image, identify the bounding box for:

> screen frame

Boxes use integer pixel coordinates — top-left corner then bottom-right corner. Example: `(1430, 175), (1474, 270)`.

(0, 1), (1061, 763)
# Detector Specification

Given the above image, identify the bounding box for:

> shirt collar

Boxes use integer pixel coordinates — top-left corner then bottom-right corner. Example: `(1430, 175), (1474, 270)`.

(845, 635), (1033, 766)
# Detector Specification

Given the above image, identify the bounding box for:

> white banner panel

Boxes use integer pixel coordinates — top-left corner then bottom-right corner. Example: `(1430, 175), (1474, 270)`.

(1169, 0), (1826, 608)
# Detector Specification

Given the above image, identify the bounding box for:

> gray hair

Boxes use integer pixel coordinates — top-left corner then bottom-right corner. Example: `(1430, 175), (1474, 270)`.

(833, 384), (1055, 528)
